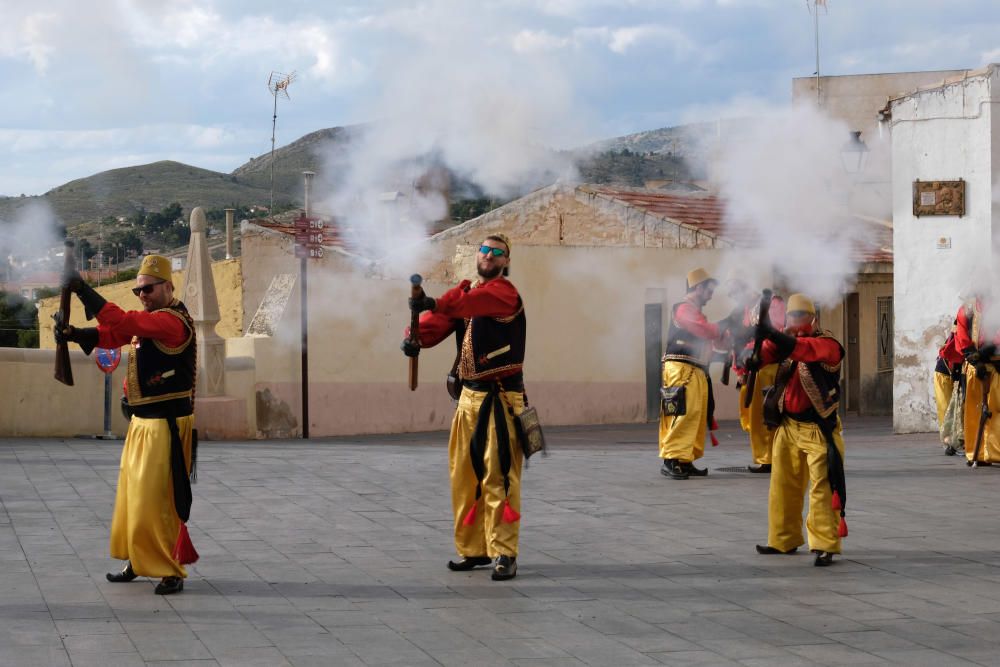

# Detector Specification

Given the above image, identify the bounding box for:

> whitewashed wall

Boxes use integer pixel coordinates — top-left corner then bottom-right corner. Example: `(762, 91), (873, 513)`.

(891, 67), (999, 433)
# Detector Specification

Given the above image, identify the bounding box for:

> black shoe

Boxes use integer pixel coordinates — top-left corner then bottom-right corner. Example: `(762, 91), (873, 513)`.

(447, 556), (492, 571)
(491, 555), (517, 581)
(154, 576), (184, 595)
(812, 550), (835, 567)
(660, 459), (674, 477)
(106, 563), (138, 583)
(748, 464), (772, 473)
(666, 461), (689, 480)
(687, 463), (708, 477)
(755, 544), (798, 555)
(944, 446), (957, 456)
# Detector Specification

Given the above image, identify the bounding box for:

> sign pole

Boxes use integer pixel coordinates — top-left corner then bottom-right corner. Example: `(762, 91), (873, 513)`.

(300, 254), (309, 439)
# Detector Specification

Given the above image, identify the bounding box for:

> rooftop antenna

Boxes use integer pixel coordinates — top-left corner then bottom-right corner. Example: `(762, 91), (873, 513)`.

(806, 0), (828, 107)
(267, 70), (297, 216)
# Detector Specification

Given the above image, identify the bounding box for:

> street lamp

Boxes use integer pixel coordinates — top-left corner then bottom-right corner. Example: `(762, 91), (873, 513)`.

(840, 130), (869, 174)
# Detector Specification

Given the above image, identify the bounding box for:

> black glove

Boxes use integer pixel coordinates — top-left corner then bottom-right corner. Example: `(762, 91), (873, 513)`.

(981, 344), (997, 360)
(964, 346), (982, 365)
(764, 325), (797, 361)
(53, 320), (99, 356)
(737, 347), (757, 372)
(61, 269), (86, 294)
(408, 294), (436, 313)
(401, 338), (420, 357)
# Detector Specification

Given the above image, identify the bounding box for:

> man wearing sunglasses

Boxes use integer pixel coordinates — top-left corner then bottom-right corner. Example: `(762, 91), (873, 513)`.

(55, 254), (196, 595)
(402, 234), (526, 581)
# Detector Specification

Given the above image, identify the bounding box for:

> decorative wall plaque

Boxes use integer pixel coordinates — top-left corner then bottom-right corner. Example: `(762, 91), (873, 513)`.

(913, 179), (965, 217)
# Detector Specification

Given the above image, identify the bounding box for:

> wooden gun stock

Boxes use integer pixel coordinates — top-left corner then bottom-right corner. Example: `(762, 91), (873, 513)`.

(54, 240), (75, 386)
(743, 288), (773, 408)
(408, 274), (423, 391)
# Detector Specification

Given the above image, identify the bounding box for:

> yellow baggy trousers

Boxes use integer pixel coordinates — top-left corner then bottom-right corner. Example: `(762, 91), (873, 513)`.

(659, 361), (707, 463)
(449, 387), (524, 559)
(767, 417), (845, 554)
(933, 370), (954, 429)
(739, 363), (778, 465)
(964, 365), (1000, 463)
(110, 415), (193, 579)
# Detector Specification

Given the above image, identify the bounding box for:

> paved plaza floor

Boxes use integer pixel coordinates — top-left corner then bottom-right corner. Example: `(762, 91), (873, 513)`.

(2, 417), (1000, 666)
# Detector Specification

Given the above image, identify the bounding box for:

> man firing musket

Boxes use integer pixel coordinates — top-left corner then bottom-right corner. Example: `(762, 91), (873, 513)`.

(955, 292), (1000, 466)
(727, 278), (785, 473)
(400, 234), (528, 581)
(54, 254), (198, 595)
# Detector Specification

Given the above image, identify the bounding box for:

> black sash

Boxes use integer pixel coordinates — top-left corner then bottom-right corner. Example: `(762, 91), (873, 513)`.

(470, 384), (514, 499)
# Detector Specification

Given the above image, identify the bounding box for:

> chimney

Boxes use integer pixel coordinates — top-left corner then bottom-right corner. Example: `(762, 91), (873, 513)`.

(224, 208), (235, 259)
(303, 171), (316, 218)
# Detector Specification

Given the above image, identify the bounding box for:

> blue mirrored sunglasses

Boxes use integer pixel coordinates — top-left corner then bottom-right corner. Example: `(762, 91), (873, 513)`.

(478, 245), (506, 257)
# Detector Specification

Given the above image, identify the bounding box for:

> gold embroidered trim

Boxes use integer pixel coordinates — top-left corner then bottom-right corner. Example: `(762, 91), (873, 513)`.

(127, 389), (194, 406)
(458, 318), (475, 379)
(151, 302), (194, 354)
(796, 363), (839, 419)
(495, 303), (524, 324)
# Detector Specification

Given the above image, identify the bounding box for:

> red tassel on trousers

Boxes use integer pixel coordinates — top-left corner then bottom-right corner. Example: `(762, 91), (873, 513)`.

(837, 515), (848, 538)
(711, 418), (718, 430)
(462, 503), (477, 526)
(501, 499), (521, 523)
(172, 523), (199, 565)
(831, 490), (842, 511)
(710, 432), (719, 447)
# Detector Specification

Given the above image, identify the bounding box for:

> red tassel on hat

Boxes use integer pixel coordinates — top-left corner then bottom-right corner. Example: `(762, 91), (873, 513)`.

(501, 499), (521, 523)
(831, 490), (842, 511)
(837, 515), (848, 538)
(172, 523), (199, 565)
(462, 503), (477, 526)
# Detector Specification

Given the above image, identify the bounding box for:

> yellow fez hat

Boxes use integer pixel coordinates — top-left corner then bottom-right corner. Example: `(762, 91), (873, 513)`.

(137, 254), (172, 283)
(786, 293), (816, 314)
(486, 232), (511, 254)
(686, 267), (716, 289)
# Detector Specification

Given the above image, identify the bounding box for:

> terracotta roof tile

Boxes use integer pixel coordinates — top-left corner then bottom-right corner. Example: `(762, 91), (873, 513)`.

(587, 185), (891, 264)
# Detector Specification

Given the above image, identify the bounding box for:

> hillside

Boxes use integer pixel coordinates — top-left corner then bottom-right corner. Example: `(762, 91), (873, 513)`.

(0, 121), (710, 233)
(0, 161), (285, 228)
(231, 125), (361, 197)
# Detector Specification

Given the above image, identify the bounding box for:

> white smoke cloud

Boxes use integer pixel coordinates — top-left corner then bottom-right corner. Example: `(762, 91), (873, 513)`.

(710, 103), (882, 308)
(0, 199), (64, 282)
(316, 0), (585, 274)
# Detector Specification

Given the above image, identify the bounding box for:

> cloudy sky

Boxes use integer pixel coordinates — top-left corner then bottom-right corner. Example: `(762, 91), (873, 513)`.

(1, 0), (999, 197)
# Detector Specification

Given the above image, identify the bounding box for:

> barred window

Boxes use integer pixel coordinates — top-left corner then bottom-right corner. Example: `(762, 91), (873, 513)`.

(877, 296), (893, 372)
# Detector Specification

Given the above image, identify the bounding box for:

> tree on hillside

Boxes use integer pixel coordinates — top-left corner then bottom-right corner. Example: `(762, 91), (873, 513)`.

(0, 291), (39, 348)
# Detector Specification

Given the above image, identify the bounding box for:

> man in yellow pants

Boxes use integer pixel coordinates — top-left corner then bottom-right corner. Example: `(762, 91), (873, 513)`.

(933, 321), (963, 455)
(56, 255), (197, 594)
(750, 294), (847, 567)
(956, 296), (1000, 465)
(403, 234), (526, 581)
(726, 277), (786, 473)
(659, 268), (725, 480)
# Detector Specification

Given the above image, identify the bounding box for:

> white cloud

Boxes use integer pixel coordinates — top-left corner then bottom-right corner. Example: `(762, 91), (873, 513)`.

(512, 29), (570, 54)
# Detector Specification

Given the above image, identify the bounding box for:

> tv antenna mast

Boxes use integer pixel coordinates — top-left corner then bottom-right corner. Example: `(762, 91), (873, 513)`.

(806, 0), (828, 106)
(267, 70), (297, 215)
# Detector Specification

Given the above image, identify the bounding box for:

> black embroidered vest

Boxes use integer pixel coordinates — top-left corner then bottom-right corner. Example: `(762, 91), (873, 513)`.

(664, 301), (711, 367)
(777, 331), (843, 427)
(458, 288), (526, 383)
(126, 300), (196, 417)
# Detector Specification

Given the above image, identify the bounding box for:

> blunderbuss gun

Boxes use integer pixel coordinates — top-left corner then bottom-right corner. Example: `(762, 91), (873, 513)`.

(53, 239), (75, 386)
(743, 289), (774, 409)
(408, 274), (423, 391)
